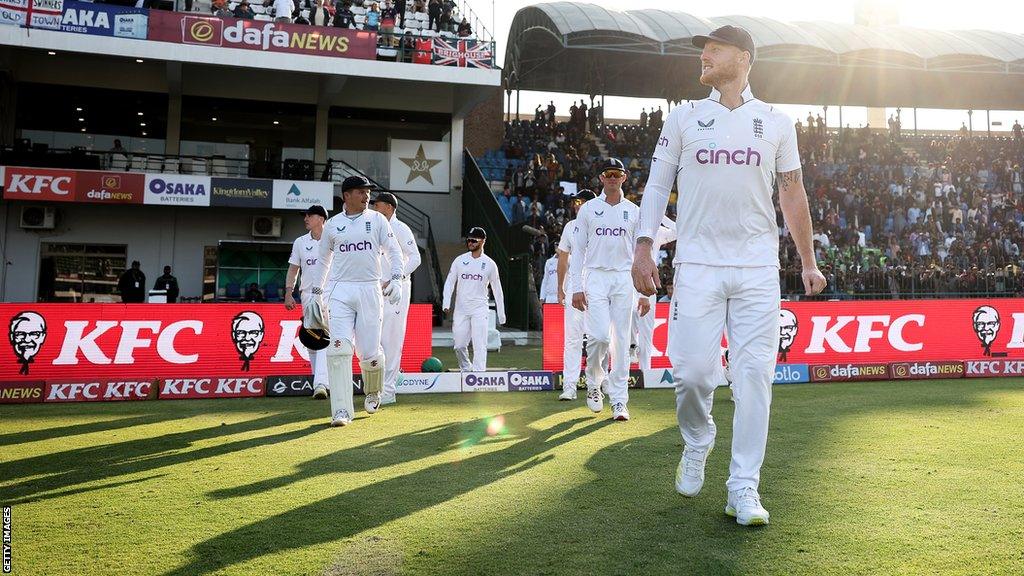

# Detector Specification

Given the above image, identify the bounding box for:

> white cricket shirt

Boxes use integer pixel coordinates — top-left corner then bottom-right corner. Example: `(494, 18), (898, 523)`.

(567, 192), (641, 293)
(642, 85), (801, 267)
(442, 252), (506, 323)
(379, 215), (421, 281)
(539, 255), (559, 304)
(556, 218), (579, 292)
(287, 232), (325, 293)
(312, 208), (404, 287)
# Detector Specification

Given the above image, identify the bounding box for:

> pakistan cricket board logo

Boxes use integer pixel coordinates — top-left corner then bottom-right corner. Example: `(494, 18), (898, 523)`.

(9, 311), (47, 375)
(777, 309), (798, 362)
(231, 311), (265, 371)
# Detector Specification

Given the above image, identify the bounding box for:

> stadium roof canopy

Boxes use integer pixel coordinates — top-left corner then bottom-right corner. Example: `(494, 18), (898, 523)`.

(504, 2), (1024, 109)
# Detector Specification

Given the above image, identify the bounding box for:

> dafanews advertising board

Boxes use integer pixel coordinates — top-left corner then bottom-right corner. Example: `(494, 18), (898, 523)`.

(146, 11), (377, 60)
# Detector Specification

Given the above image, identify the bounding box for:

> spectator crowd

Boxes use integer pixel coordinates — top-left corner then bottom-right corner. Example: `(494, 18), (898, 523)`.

(489, 104), (1024, 301)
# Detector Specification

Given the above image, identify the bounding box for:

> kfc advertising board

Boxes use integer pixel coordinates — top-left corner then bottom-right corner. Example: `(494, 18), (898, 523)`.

(543, 300), (1024, 378)
(1, 305), (433, 399)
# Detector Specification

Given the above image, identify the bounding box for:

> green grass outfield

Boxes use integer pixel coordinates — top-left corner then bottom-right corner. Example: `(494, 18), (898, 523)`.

(1, 369), (1022, 575)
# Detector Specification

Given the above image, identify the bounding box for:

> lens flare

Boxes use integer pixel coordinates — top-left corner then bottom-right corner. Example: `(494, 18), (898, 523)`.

(486, 415), (506, 436)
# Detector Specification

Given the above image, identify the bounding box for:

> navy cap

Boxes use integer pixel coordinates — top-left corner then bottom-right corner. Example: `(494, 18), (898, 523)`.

(370, 192), (399, 209)
(341, 175), (376, 193)
(574, 189), (596, 202)
(692, 25), (756, 62)
(304, 205), (328, 219)
(599, 158), (628, 173)
(467, 226), (487, 239)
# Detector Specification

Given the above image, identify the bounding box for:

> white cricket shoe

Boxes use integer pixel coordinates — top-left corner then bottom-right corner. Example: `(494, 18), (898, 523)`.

(558, 387), (577, 401)
(726, 487), (770, 526)
(364, 393), (381, 414)
(611, 402), (629, 421)
(312, 385), (328, 400)
(379, 393), (397, 406)
(585, 384), (604, 413)
(331, 409), (352, 427)
(675, 441), (714, 497)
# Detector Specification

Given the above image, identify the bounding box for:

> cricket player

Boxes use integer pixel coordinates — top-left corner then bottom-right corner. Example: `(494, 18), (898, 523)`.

(555, 188), (596, 400)
(631, 216), (676, 369)
(285, 205), (330, 399)
(371, 192), (421, 405)
(632, 25), (825, 525)
(309, 176), (404, 426)
(539, 253), (559, 304)
(442, 227), (506, 371)
(568, 159), (649, 421)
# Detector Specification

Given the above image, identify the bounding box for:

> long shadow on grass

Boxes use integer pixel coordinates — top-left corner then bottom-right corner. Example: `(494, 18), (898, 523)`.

(162, 413), (611, 576)
(0, 414), (178, 448)
(0, 406), (319, 504)
(429, 380), (1024, 576)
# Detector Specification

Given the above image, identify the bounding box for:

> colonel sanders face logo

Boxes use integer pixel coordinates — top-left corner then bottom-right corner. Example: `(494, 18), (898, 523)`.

(778, 309), (798, 362)
(972, 306), (1000, 356)
(9, 311), (46, 375)
(231, 311), (264, 371)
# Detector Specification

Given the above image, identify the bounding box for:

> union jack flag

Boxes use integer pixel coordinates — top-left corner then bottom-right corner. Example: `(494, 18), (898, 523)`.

(432, 38), (493, 69)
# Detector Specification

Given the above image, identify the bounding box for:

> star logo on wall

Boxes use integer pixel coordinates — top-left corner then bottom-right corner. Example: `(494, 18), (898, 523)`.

(400, 144), (443, 185)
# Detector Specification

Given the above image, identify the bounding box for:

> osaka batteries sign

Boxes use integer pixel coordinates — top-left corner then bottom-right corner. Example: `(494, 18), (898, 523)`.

(147, 11), (376, 60)
(0, 304), (433, 381)
(542, 300), (1024, 370)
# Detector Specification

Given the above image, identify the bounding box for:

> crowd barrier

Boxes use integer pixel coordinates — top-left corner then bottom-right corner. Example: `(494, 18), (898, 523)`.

(0, 303), (431, 403)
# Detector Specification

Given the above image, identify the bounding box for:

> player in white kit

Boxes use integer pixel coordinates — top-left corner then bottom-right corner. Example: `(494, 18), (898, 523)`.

(555, 189), (595, 400)
(370, 192), (421, 405)
(309, 176), (405, 426)
(632, 26), (825, 525)
(284, 205), (330, 399)
(569, 159), (649, 421)
(538, 253), (559, 304)
(630, 216), (676, 369)
(442, 227), (506, 371)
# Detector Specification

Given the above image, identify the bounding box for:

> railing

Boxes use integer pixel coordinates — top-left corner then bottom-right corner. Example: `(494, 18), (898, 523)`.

(780, 268), (1024, 301)
(462, 149), (532, 329)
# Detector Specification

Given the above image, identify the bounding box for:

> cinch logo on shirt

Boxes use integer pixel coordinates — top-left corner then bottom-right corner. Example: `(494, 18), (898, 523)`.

(338, 241), (372, 252)
(460, 273), (484, 281)
(596, 227), (628, 236)
(304, 258), (317, 266)
(696, 146), (762, 166)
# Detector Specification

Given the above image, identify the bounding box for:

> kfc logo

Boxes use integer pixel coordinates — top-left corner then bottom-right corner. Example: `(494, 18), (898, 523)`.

(972, 306), (1000, 356)
(10, 311), (46, 375)
(778, 309), (797, 362)
(231, 311), (264, 370)
(3, 168), (76, 202)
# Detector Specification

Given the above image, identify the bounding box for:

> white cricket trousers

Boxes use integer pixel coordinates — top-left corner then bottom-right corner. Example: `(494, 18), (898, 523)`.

(562, 301), (585, 388)
(327, 281), (384, 362)
(301, 288), (329, 389)
(453, 307), (489, 371)
(381, 278), (412, 397)
(583, 269), (635, 406)
(632, 298), (657, 369)
(667, 263), (779, 492)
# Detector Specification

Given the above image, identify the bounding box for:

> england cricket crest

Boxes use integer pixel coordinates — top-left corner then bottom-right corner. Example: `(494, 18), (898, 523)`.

(9, 311), (46, 375)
